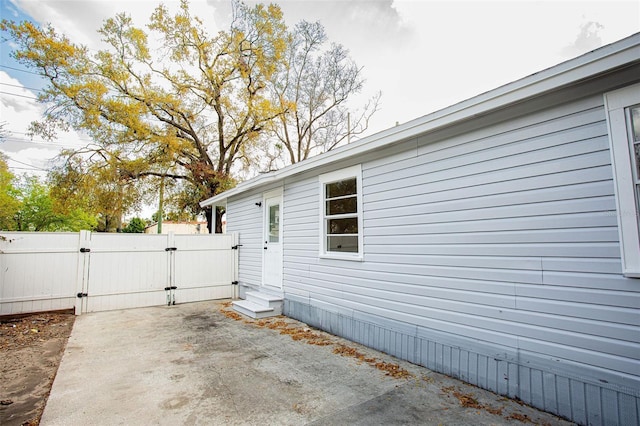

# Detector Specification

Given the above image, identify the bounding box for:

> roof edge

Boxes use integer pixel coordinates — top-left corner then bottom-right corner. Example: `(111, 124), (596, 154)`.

(201, 32), (640, 208)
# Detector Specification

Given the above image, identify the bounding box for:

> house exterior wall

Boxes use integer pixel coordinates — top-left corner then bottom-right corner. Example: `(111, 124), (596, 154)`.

(219, 54), (640, 422)
(227, 184), (282, 298)
(269, 92), (638, 425)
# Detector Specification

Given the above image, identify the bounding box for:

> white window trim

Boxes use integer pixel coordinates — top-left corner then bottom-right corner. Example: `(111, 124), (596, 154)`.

(604, 82), (640, 278)
(318, 165), (364, 261)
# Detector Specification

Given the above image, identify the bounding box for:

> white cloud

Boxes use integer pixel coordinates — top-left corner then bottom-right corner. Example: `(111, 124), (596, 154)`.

(562, 21), (605, 57)
(5, 0), (640, 141)
(12, 0), (220, 51)
(0, 71), (87, 176)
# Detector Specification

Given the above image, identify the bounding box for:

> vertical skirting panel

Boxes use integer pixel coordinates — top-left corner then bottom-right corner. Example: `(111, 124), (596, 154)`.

(586, 383), (603, 426)
(618, 393), (639, 425)
(571, 379), (588, 425)
(507, 362), (520, 399)
(542, 372), (558, 414)
(556, 376), (572, 419)
(284, 299), (639, 426)
(601, 388), (619, 426)
(497, 360), (509, 396)
(531, 369), (544, 410)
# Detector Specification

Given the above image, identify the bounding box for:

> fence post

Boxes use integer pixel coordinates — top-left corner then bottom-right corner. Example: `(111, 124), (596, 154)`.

(166, 231), (176, 306)
(74, 230), (91, 315)
(232, 232), (239, 300)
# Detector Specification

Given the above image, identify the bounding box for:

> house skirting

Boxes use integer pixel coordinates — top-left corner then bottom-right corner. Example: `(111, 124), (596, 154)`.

(284, 296), (639, 426)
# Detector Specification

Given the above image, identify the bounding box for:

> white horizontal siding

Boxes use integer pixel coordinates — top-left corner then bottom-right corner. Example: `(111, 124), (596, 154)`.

(227, 190), (266, 288)
(278, 93), (639, 386)
(283, 179), (319, 268)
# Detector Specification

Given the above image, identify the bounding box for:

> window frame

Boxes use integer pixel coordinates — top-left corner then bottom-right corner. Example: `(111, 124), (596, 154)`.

(319, 165), (364, 260)
(604, 82), (640, 278)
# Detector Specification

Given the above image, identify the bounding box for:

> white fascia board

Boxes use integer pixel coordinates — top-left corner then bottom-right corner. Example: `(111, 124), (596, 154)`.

(201, 33), (640, 208)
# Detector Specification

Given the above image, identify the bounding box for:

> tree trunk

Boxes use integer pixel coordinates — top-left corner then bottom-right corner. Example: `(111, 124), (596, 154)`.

(205, 207), (213, 234)
(215, 206), (225, 234)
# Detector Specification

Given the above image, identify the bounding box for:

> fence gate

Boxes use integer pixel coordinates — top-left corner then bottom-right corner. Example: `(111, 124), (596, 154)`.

(74, 231), (238, 314)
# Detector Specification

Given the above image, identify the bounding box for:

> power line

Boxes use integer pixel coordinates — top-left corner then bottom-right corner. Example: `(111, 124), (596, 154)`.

(1, 137), (85, 148)
(0, 82), (44, 93)
(0, 90), (38, 100)
(8, 131), (95, 144)
(8, 166), (48, 172)
(0, 64), (42, 76)
(7, 156), (49, 171)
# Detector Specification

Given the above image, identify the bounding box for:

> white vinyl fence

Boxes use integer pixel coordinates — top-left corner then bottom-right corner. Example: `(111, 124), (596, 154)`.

(0, 231), (238, 316)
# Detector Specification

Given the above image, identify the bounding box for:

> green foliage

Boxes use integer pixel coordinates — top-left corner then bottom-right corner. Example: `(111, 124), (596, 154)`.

(123, 217), (146, 233)
(10, 176), (97, 232)
(151, 209), (195, 224)
(14, 176), (57, 231)
(0, 153), (21, 230)
(49, 157), (140, 232)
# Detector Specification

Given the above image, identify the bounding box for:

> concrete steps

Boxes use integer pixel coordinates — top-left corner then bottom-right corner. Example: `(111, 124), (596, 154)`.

(232, 291), (283, 319)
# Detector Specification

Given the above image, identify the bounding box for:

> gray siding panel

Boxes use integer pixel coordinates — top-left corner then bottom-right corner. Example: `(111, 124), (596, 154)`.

(268, 92), (639, 425)
(181, 86), (640, 425)
(283, 179), (319, 289)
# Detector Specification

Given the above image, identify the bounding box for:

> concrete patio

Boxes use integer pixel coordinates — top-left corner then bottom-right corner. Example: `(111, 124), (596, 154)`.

(41, 301), (573, 425)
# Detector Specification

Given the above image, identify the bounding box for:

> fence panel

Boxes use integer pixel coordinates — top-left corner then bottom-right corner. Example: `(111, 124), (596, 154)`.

(81, 233), (171, 313)
(174, 233), (237, 303)
(1, 231), (237, 316)
(0, 232), (79, 315)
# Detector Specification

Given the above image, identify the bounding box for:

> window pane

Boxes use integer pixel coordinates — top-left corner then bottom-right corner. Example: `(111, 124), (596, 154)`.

(327, 236), (359, 253)
(269, 204), (279, 243)
(326, 178), (356, 198)
(328, 218), (358, 234)
(631, 106), (640, 142)
(326, 197), (357, 215)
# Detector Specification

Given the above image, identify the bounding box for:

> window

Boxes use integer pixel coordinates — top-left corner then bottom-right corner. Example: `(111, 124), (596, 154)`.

(319, 165), (363, 259)
(605, 83), (640, 277)
(268, 203), (280, 243)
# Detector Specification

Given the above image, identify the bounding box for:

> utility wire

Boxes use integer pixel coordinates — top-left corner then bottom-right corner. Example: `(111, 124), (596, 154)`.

(7, 156), (49, 171)
(0, 82), (44, 93)
(1, 137), (85, 148)
(8, 131), (95, 144)
(7, 166), (48, 172)
(0, 90), (38, 100)
(0, 64), (42, 76)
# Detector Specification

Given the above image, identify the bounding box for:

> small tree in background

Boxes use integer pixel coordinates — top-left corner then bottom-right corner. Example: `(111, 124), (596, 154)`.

(0, 153), (21, 230)
(123, 217), (146, 233)
(8, 176), (97, 232)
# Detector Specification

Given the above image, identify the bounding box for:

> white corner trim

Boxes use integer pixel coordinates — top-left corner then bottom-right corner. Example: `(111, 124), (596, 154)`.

(604, 82), (640, 277)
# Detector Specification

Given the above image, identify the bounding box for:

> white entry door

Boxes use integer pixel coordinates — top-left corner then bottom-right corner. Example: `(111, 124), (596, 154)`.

(262, 191), (283, 288)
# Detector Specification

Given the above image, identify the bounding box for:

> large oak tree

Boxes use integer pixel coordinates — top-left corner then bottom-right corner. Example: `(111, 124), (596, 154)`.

(2, 1), (378, 231)
(3, 1), (288, 231)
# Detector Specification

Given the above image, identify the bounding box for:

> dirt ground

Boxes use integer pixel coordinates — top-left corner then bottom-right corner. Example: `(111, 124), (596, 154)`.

(0, 311), (75, 426)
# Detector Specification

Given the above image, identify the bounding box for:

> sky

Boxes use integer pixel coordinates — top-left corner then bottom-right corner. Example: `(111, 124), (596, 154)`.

(1, 0), (639, 189)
